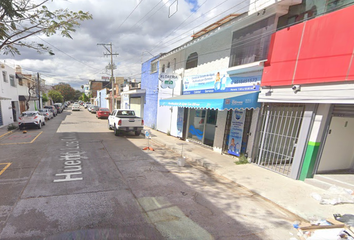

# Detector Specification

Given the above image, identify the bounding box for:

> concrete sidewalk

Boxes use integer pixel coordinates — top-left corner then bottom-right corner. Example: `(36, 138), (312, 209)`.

(143, 127), (354, 222)
(0, 122), (18, 138)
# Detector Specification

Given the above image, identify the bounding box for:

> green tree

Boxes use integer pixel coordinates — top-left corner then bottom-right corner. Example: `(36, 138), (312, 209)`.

(53, 83), (75, 101)
(48, 89), (63, 103)
(79, 92), (89, 102)
(74, 90), (82, 101)
(0, 0), (92, 55)
(42, 92), (49, 103)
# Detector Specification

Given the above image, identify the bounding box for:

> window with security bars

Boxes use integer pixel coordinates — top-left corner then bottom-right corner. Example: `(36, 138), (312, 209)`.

(229, 15), (275, 67)
(254, 103), (305, 176)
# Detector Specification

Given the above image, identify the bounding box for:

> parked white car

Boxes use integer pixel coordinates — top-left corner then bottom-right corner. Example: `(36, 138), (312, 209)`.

(18, 111), (46, 130)
(108, 109), (144, 136)
(72, 104), (81, 111)
(38, 109), (54, 120)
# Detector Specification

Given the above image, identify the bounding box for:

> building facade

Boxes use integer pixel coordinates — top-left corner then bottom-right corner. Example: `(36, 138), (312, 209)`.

(140, 55), (161, 129)
(0, 63), (18, 126)
(156, 0), (299, 158)
(255, 1), (354, 179)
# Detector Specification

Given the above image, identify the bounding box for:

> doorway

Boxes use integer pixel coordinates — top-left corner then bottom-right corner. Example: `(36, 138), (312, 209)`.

(318, 117), (354, 173)
(187, 109), (218, 147)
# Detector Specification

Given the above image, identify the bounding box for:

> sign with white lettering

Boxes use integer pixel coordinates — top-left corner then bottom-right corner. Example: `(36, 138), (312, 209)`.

(159, 73), (178, 89)
(54, 137), (85, 183)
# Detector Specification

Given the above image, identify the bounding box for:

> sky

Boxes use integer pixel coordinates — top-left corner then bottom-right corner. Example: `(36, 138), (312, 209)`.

(2, 0), (249, 90)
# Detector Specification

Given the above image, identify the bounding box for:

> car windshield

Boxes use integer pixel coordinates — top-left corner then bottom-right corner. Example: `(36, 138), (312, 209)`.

(100, 108), (109, 111)
(22, 112), (36, 117)
(39, 110), (46, 112)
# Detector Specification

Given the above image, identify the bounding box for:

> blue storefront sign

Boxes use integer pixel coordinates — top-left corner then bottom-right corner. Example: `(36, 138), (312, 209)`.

(183, 70), (261, 95)
(228, 110), (246, 157)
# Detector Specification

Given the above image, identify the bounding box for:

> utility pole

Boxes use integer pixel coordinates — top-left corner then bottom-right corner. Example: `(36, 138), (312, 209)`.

(37, 72), (41, 109)
(97, 43), (119, 111)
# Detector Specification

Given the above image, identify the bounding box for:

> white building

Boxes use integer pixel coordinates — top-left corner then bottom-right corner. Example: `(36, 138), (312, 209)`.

(0, 63), (19, 127)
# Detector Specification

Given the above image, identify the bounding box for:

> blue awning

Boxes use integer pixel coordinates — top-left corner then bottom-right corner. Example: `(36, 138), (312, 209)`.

(159, 91), (260, 110)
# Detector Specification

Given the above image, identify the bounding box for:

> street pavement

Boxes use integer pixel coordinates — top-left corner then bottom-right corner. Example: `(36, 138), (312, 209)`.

(0, 107), (302, 240)
(1, 107), (353, 239)
(141, 127), (354, 222)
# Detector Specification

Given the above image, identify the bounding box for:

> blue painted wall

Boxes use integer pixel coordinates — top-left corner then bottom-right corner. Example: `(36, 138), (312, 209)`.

(97, 89), (108, 108)
(141, 56), (160, 128)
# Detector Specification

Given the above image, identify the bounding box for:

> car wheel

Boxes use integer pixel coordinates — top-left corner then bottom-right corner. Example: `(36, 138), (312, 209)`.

(38, 122), (42, 129)
(114, 125), (120, 136)
(135, 130), (141, 136)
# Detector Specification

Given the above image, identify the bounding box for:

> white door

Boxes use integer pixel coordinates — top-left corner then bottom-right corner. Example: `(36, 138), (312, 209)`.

(318, 117), (354, 172)
(130, 98), (141, 117)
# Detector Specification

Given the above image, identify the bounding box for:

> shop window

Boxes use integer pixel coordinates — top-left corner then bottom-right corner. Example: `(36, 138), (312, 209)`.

(186, 52), (198, 69)
(229, 15), (275, 67)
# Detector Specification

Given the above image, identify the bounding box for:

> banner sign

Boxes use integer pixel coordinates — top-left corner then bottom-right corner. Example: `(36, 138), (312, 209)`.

(159, 73), (178, 89)
(228, 110), (246, 157)
(183, 70), (261, 95)
(177, 108), (184, 138)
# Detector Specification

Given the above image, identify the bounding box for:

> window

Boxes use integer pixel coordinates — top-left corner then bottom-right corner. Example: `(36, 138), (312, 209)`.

(167, 62), (170, 68)
(229, 15), (275, 67)
(18, 77), (23, 86)
(151, 62), (157, 73)
(162, 64), (165, 73)
(2, 71), (7, 82)
(186, 52), (198, 69)
(9, 75), (15, 87)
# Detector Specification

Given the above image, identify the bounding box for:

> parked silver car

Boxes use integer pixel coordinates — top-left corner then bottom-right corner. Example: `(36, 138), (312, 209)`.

(38, 109), (54, 120)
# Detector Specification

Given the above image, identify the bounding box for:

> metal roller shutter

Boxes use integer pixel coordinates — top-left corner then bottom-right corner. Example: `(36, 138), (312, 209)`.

(332, 104), (354, 117)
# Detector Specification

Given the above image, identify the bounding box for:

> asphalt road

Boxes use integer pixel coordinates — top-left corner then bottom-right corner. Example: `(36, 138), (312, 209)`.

(0, 106), (300, 240)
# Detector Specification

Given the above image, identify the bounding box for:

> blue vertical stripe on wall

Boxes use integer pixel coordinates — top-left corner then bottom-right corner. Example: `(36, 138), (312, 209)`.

(141, 55), (160, 128)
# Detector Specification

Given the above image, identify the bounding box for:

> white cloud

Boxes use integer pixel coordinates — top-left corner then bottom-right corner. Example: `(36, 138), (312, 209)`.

(2, 0), (250, 89)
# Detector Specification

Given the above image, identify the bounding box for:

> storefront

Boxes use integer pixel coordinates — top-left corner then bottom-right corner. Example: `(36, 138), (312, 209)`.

(160, 68), (261, 156)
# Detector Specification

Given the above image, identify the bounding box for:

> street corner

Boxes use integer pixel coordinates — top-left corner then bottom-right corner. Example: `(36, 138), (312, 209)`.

(0, 130), (43, 145)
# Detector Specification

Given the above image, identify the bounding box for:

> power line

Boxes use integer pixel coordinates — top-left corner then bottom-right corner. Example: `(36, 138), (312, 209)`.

(117, 0), (145, 31)
(133, 0), (164, 27)
(37, 36), (101, 71)
(149, 0), (251, 54)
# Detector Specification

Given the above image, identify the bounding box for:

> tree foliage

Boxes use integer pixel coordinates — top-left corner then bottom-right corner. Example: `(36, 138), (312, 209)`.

(53, 82), (75, 101)
(78, 92), (89, 102)
(74, 90), (82, 100)
(0, 0), (92, 55)
(42, 92), (49, 103)
(48, 89), (63, 103)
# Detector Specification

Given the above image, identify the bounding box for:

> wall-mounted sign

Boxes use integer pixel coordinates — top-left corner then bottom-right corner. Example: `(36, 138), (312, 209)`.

(183, 70), (261, 95)
(159, 73), (178, 89)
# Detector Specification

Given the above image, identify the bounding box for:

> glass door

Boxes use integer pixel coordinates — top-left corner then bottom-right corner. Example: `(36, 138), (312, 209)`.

(188, 109), (206, 143)
(203, 109), (218, 147)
